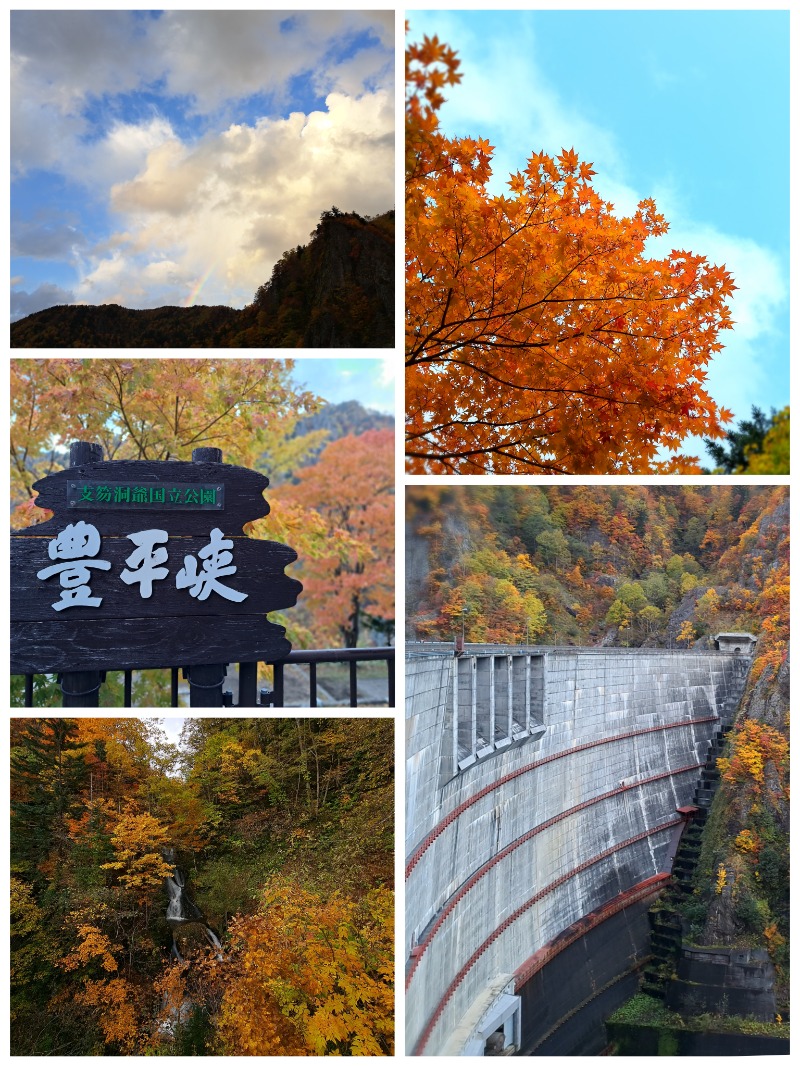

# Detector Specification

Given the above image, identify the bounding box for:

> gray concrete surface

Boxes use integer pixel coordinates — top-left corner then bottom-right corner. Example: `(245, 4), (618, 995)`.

(405, 645), (751, 1055)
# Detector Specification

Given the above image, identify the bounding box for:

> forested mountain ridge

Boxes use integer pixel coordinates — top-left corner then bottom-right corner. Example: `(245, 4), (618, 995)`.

(251, 209), (395, 347)
(293, 399), (394, 447)
(406, 485), (787, 662)
(10, 717), (394, 1055)
(10, 210), (394, 348)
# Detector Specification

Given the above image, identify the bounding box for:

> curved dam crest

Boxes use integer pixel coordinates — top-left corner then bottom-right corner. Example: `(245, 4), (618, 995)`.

(405, 644), (752, 1056)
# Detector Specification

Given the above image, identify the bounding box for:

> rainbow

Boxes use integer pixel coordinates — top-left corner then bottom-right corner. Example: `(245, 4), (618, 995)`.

(185, 264), (215, 307)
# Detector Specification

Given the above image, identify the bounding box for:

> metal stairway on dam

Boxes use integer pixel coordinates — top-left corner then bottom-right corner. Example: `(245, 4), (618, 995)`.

(641, 721), (733, 999)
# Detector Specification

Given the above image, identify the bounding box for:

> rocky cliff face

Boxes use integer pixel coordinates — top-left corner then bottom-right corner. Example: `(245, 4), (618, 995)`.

(252, 210), (394, 347)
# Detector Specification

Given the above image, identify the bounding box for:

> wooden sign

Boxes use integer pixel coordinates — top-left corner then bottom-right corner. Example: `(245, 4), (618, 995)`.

(11, 445), (301, 675)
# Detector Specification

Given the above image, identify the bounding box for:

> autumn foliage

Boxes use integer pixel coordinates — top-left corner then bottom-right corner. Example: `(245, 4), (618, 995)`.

(205, 878), (393, 1055)
(10, 359), (394, 666)
(407, 484), (786, 654)
(716, 719), (788, 797)
(11, 717), (394, 1056)
(406, 31), (736, 473)
(281, 428), (395, 646)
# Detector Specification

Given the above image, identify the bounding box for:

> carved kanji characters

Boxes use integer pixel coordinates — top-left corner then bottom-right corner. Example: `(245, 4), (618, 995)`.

(36, 521), (112, 611)
(120, 529), (170, 598)
(176, 527), (248, 602)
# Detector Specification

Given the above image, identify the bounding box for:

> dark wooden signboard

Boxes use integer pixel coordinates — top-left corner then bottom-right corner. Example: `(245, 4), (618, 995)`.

(11, 445), (301, 680)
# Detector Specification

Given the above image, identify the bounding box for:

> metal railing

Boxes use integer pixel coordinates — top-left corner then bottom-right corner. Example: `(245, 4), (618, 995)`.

(14, 647), (395, 709)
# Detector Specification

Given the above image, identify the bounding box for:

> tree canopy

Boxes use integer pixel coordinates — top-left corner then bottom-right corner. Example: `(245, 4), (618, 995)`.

(704, 405), (789, 474)
(11, 360), (395, 705)
(406, 32), (736, 474)
(11, 716), (394, 1055)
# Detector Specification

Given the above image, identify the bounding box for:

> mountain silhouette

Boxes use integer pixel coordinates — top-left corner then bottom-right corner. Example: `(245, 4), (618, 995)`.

(11, 209), (394, 348)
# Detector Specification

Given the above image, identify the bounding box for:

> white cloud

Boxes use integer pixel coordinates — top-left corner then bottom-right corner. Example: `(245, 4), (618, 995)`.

(80, 118), (177, 191)
(11, 10), (394, 175)
(648, 223), (788, 420)
(12, 11), (395, 312)
(378, 356), (396, 389)
(158, 10), (392, 112)
(416, 14), (622, 199)
(75, 90), (394, 308)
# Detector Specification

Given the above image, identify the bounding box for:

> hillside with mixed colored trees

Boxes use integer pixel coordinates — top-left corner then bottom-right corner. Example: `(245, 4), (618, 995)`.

(11, 717), (394, 1055)
(407, 484), (789, 1022)
(11, 210), (394, 348)
(407, 485), (787, 656)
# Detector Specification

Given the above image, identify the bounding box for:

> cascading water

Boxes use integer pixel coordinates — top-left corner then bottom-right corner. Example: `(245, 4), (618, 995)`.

(166, 872), (186, 924)
(159, 851), (224, 1038)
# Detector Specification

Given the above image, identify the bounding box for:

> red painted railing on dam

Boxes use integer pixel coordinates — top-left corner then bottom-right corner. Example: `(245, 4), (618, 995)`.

(406, 762), (702, 988)
(413, 817), (682, 1055)
(405, 715), (719, 879)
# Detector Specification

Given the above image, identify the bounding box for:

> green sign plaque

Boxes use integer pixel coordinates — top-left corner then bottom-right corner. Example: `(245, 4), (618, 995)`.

(67, 480), (225, 511)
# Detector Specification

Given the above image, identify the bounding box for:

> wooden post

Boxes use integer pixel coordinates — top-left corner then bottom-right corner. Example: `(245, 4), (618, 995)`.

(60, 441), (105, 708)
(238, 662), (258, 707)
(187, 447), (225, 707)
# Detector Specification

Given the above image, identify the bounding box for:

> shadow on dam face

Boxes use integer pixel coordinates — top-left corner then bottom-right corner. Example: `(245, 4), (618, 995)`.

(519, 891), (655, 1054)
(405, 644), (752, 1056)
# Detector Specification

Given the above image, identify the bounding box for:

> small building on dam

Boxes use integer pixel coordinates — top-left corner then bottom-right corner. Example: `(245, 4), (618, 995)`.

(405, 641), (753, 1056)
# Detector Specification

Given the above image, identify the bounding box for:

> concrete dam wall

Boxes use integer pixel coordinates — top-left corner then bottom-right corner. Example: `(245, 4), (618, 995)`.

(405, 645), (751, 1056)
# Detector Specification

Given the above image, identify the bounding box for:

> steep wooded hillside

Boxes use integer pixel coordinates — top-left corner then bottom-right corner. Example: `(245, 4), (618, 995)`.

(10, 717), (394, 1055)
(406, 485), (787, 656)
(10, 211), (394, 349)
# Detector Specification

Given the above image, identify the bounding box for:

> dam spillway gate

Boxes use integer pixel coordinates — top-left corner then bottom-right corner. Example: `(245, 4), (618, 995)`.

(405, 644), (751, 1056)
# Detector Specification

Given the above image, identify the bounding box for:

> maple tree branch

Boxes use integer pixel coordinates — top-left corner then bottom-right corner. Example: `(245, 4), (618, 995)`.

(406, 440), (568, 474)
(406, 405), (559, 441)
(432, 357), (658, 411)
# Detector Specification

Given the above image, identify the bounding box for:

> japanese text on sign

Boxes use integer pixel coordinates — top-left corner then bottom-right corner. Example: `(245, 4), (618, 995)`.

(36, 522), (247, 610)
(68, 481), (225, 511)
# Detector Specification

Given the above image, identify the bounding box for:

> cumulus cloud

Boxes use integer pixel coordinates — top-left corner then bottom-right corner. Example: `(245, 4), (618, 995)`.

(76, 90), (393, 308)
(11, 283), (75, 320)
(157, 10), (392, 111)
(11, 10), (394, 173)
(11, 10), (395, 312)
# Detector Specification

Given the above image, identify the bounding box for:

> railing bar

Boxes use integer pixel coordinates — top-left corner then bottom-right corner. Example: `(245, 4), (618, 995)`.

(280, 648), (396, 664)
(388, 655), (395, 708)
(13, 649), (395, 708)
(274, 662), (285, 707)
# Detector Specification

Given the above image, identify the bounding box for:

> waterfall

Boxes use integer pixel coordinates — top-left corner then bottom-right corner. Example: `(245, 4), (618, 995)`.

(164, 855), (223, 958)
(166, 875), (187, 921)
(159, 851), (224, 1040)
(203, 926), (224, 954)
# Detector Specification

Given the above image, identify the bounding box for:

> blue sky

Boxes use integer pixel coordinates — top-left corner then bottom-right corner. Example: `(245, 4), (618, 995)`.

(292, 357), (395, 414)
(408, 8), (789, 446)
(11, 10), (394, 319)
